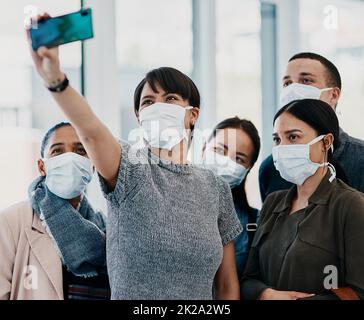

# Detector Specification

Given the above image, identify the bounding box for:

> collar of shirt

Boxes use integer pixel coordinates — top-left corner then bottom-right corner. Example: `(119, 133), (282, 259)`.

(272, 170), (337, 214)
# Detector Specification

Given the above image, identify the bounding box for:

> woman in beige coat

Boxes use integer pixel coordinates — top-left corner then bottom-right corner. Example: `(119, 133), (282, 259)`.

(0, 122), (109, 300)
(0, 200), (63, 299)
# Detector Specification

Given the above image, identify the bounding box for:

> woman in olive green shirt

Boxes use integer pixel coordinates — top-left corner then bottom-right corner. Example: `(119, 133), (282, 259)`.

(241, 99), (364, 300)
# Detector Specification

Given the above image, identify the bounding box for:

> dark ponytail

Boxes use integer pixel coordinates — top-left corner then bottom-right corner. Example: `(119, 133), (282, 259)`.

(274, 99), (348, 183)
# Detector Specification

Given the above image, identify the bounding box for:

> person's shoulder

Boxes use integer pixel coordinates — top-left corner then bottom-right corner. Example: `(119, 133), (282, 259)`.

(258, 189), (289, 222)
(119, 139), (148, 153)
(330, 180), (364, 229)
(344, 132), (364, 149)
(330, 179), (364, 217)
(193, 165), (231, 192)
(205, 166), (229, 188)
(264, 189), (289, 205)
(119, 139), (150, 165)
(0, 200), (32, 218)
(118, 139), (134, 153)
(0, 200), (33, 231)
(192, 164), (216, 178)
(334, 179), (364, 203)
(259, 154), (274, 171)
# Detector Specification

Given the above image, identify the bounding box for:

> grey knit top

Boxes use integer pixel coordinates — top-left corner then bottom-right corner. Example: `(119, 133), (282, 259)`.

(99, 141), (243, 300)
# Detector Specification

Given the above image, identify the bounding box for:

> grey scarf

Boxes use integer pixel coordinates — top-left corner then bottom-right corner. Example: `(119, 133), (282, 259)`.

(28, 176), (107, 278)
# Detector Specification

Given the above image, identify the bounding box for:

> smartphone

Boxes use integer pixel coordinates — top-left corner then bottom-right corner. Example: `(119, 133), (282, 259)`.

(30, 8), (93, 51)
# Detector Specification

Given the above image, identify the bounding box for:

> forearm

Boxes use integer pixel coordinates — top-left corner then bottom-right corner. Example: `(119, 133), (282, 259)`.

(215, 283), (240, 300)
(28, 14), (121, 183)
(214, 242), (240, 300)
(49, 78), (121, 181)
(49, 77), (102, 140)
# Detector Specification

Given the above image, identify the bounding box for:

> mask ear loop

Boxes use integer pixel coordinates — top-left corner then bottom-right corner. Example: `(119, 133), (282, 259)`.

(327, 163), (336, 183)
(308, 134), (326, 146)
(323, 136), (336, 182)
(316, 135), (336, 183)
(320, 87), (333, 93)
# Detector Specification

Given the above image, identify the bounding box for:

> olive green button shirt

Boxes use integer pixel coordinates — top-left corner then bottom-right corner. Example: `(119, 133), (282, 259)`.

(241, 171), (364, 300)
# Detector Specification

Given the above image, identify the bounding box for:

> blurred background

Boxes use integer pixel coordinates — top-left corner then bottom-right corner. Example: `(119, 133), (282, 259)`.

(1, 0), (364, 212)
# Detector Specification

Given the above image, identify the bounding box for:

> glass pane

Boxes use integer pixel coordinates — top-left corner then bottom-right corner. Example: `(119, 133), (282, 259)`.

(216, 0), (262, 209)
(116, 0), (193, 72)
(300, 0), (364, 140)
(0, 1), (81, 210)
(115, 0), (193, 140)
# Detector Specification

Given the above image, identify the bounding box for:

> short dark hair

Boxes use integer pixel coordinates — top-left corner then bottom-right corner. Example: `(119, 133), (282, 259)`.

(40, 122), (71, 158)
(207, 116), (261, 213)
(289, 52), (342, 89)
(133, 67), (200, 116)
(274, 99), (348, 183)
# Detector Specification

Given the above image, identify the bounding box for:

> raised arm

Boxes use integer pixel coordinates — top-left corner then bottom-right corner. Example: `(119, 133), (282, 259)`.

(26, 14), (121, 191)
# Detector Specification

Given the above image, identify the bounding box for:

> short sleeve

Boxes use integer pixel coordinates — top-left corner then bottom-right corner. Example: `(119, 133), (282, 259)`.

(98, 140), (145, 206)
(216, 176), (243, 246)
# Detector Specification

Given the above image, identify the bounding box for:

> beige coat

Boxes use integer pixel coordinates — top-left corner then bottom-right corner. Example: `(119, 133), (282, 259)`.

(0, 201), (63, 300)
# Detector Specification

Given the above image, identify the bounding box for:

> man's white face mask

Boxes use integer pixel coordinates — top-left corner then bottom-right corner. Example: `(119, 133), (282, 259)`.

(280, 83), (333, 107)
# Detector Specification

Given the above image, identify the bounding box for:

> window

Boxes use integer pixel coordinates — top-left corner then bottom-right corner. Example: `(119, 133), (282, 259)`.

(216, 0), (262, 209)
(115, 0), (193, 140)
(300, 0), (364, 140)
(0, 1), (82, 210)
(216, 0), (261, 129)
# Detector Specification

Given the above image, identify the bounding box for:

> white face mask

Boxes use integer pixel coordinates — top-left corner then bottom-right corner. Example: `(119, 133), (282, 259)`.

(44, 152), (93, 199)
(203, 149), (248, 188)
(280, 83), (333, 107)
(139, 102), (193, 151)
(272, 135), (336, 186)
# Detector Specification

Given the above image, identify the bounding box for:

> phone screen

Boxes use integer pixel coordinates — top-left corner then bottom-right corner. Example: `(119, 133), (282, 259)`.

(30, 8), (93, 51)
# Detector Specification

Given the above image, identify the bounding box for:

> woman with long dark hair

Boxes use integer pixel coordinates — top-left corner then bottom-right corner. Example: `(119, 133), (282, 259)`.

(203, 117), (261, 278)
(241, 99), (364, 300)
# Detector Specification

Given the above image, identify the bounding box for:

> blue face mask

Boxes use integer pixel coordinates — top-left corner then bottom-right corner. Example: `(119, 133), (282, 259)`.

(44, 152), (93, 199)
